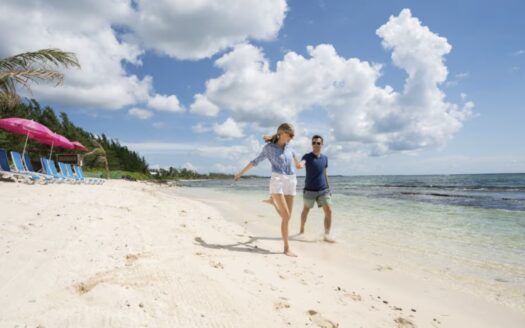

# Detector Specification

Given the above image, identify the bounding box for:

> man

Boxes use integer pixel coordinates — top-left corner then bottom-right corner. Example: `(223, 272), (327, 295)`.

(300, 135), (334, 242)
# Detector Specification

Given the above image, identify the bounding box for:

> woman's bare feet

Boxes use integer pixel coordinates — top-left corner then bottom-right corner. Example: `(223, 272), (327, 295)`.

(284, 249), (298, 257)
(262, 197), (274, 205)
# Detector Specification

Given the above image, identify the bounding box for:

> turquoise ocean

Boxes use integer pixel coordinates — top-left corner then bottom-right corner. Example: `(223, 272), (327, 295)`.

(176, 173), (525, 312)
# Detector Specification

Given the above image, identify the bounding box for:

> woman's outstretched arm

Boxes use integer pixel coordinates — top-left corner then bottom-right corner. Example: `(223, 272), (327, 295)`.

(234, 163), (254, 181)
(235, 145), (267, 180)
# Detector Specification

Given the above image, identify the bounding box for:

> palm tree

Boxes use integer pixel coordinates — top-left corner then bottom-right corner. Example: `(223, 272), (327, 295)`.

(83, 139), (110, 179)
(0, 48), (80, 109)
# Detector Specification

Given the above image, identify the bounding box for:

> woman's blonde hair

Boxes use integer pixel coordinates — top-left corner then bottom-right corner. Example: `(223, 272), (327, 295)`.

(263, 123), (295, 143)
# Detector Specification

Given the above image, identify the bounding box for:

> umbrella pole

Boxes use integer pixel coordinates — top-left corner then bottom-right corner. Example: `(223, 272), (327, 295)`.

(22, 131), (29, 158)
(49, 142), (54, 160)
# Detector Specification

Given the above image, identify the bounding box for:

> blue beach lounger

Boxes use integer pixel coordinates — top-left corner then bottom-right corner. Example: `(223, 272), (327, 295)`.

(71, 165), (91, 184)
(46, 159), (75, 183)
(0, 149), (38, 184)
(58, 162), (81, 184)
(74, 165), (104, 184)
(40, 157), (62, 182)
(68, 164), (94, 184)
(10, 151), (50, 184)
(19, 152), (57, 182)
(55, 160), (77, 183)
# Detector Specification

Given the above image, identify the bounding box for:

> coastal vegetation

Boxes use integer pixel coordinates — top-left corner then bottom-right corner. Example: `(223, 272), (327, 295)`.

(149, 167), (234, 181)
(0, 99), (233, 181)
(0, 100), (149, 177)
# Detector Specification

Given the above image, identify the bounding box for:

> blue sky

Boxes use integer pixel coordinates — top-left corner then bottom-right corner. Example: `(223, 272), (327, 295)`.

(1, 0), (524, 175)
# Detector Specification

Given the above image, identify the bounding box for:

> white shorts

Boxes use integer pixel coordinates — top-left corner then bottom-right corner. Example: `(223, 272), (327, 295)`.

(269, 173), (297, 196)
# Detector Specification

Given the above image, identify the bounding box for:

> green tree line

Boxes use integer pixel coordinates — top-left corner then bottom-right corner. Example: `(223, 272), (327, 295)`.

(149, 167), (233, 180)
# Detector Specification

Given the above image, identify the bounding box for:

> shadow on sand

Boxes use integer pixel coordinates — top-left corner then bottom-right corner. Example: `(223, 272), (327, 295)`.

(194, 233), (317, 255)
(194, 236), (281, 255)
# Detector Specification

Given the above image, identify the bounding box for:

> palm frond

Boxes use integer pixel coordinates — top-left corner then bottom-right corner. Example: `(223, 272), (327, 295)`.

(0, 48), (80, 109)
(0, 92), (20, 109)
(0, 49), (80, 71)
(0, 69), (64, 86)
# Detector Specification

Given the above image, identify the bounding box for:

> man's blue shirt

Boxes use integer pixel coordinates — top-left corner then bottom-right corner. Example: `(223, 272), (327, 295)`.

(302, 152), (328, 191)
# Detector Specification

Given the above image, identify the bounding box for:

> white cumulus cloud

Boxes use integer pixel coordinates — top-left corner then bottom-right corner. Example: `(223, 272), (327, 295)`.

(213, 117), (245, 139)
(129, 107), (153, 120)
(190, 9), (474, 155)
(131, 0), (287, 59)
(147, 94), (184, 113)
(124, 140), (259, 161)
(0, 0), (287, 111)
(190, 94), (221, 116)
(0, 0), (151, 110)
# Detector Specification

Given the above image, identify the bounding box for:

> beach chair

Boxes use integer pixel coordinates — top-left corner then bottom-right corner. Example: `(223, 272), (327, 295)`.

(0, 149), (37, 184)
(19, 152), (55, 183)
(70, 165), (87, 184)
(46, 159), (75, 183)
(65, 164), (95, 184)
(59, 162), (84, 184)
(52, 160), (76, 183)
(10, 151), (50, 184)
(74, 165), (104, 184)
(23, 153), (37, 172)
(60, 162), (82, 184)
(40, 158), (65, 183)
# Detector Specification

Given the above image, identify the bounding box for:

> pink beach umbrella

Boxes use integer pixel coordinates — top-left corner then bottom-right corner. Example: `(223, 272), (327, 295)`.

(71, 141), (88, 152)
(37, 133), (75, 159)
(0, 117), (54, 156)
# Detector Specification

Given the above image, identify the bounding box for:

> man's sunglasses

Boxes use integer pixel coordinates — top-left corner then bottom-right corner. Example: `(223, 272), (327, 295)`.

(312, 141), (322, 145)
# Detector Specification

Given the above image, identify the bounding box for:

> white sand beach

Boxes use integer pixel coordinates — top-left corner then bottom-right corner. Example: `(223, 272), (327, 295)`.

(1, 180), (524, 327)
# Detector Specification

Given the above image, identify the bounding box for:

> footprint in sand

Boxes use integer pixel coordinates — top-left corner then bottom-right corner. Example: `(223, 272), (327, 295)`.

(125, 253), (141, 266)
(209, 260), (224, 269)
(73, 267), (163, 295)
(375, 265), (393, 271)
(344, 291), (362, 302)
(273, 299), (290, 310)
(394, 317), (416, 328)
(307, 310), (338, 328)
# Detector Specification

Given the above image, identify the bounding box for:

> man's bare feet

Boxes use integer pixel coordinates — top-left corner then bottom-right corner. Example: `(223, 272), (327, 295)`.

(284, 249), (298, 257)
(323, 234), (336, 243)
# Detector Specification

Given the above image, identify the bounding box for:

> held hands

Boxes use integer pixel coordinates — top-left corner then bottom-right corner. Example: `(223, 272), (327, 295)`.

(234, 173), (241, 181)
(296, 160), (306, 169)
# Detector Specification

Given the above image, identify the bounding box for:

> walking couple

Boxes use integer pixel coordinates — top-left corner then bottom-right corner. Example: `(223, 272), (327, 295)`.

(234, 123), (334, 257)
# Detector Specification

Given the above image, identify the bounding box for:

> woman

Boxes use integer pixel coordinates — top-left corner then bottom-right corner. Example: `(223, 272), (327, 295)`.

(234, 123), (304, 257)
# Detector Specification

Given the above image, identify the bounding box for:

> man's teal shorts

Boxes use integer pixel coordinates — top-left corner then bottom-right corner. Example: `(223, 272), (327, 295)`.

(303, 190), (332, 208)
